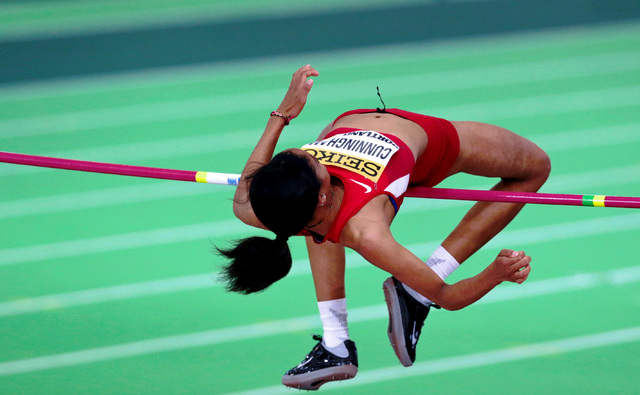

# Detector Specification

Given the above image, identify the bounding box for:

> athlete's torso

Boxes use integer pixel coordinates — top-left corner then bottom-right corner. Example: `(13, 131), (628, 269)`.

(328, 110), (429, 162)
(301, 126), (415, 243)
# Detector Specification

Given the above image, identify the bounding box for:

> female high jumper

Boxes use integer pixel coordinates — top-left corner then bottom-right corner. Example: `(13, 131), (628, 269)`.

(217, 65), (551, 390)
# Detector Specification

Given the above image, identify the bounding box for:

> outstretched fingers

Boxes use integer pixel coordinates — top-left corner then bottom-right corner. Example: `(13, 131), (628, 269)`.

(278, 65), (320, 119)
(295, 64), (319, 88)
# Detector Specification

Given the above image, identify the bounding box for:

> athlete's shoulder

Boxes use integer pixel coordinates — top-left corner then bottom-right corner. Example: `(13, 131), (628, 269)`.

(339, 195), (394, 246)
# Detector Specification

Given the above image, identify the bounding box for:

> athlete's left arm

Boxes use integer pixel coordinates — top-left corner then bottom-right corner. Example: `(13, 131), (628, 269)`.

(344, 216), (530, 310)
(232, 65), (319, 228)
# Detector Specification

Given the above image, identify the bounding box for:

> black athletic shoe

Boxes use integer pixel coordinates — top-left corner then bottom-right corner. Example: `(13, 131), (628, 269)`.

(383, 276), (440, 367)
(281, 335), (358, 391)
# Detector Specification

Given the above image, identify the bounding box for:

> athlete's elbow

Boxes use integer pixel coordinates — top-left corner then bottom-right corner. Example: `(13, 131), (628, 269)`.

(433, 287), (471, 311)
(439, 301), (466, 311)
(232, 202), (246, 222)
(435, 297), (464, 311)
(232, 202), (258, 227)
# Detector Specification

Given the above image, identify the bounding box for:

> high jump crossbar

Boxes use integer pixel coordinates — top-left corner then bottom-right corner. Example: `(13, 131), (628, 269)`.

(2, 151), (639, 209)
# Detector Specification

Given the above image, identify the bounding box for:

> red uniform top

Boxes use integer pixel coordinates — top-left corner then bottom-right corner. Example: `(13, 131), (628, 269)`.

(301, 128), (415, 243)
(300, 109), (459, 244)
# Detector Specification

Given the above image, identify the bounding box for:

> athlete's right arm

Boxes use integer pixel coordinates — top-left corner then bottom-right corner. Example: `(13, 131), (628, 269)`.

(232, 65), (319, 228)
(346, 219), (531, 311)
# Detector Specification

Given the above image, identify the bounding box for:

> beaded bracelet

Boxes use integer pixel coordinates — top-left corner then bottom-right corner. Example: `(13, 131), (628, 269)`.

(270, 111), (291, 126)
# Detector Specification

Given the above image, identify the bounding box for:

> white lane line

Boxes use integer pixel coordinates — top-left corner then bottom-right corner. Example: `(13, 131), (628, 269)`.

(226, 326), (640, 395)
(480, 265), (640, 303)
(4, 207), (636, 268)
(1, 212), (639, 316)
(535, 123), (640, 153)
(0, 273), (217, 318)
(425, 84), (640, 122)
(0, 219), (252, 267)
(2, 83), (639, 180)
(0, 123), (317, 178)
(0, 180), (232, 220)
(486, 212), (640, 249)
(0, 313), (321, 377)
(0, 264), (639, 377)
(1, 49), (639, 139)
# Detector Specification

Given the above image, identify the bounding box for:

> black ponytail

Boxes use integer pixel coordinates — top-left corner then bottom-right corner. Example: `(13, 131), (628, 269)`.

(216, 235), (291, 294)
(217, 150), (319, 294)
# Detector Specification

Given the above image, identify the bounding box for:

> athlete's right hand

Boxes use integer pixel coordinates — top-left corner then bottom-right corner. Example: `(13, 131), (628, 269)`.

(276, 65), (319, 121)
(490, 249), (531, 284)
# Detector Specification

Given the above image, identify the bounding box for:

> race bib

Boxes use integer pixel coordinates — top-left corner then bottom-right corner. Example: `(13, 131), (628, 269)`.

(301, 131), (400, 182)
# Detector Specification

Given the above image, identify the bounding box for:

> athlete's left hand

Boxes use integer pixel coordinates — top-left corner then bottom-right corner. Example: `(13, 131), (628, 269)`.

(490, 249), (532, 284)
(277, 65), (319, 120)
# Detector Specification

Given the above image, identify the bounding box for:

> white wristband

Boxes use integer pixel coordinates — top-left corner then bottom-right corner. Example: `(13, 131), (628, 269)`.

(426, 246), (460, 280)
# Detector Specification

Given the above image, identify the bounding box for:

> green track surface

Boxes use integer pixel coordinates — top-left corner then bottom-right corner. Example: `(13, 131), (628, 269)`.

(1, 2), (640, 394)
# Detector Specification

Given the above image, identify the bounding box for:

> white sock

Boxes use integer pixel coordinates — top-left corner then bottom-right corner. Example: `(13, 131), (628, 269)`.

(318, 298), (350, 357)
(402, 245), (460, 306)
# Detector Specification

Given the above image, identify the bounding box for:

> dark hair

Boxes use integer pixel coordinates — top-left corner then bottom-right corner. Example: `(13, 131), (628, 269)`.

(217, 150), (321, 294)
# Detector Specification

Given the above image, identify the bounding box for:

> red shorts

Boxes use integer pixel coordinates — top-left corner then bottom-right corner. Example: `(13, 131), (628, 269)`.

(333, 109), (460, 187)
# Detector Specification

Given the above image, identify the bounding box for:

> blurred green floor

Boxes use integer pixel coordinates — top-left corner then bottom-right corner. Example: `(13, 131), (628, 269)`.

(1, 3), (640, 394)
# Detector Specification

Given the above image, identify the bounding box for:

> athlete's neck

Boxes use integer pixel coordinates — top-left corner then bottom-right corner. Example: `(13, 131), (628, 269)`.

(306, 180), (344, 235)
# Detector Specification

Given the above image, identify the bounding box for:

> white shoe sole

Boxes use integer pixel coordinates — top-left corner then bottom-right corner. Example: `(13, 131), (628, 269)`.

(383, 277), (413, 367)
(281, 365), (358, 390)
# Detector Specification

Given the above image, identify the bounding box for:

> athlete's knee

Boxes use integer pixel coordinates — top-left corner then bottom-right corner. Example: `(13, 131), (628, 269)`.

(524, 147), (551, 190)
(535, 147), (551, 179)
